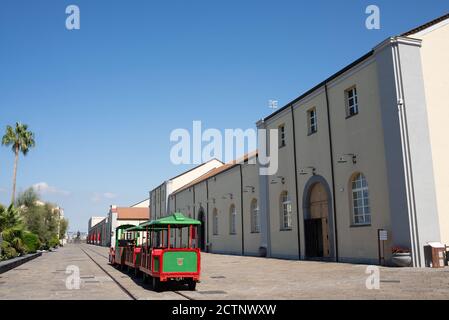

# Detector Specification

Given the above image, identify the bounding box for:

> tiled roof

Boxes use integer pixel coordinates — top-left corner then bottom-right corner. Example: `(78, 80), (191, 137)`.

(116, 207), (150, 220)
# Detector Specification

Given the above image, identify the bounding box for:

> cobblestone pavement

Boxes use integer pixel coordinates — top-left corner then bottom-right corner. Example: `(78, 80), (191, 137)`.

(1, 244), (448, 300)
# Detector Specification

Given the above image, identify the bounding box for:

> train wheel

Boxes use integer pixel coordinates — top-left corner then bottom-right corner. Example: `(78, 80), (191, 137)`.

(187, 280), (197, 291)
(152, 277), (162, 292)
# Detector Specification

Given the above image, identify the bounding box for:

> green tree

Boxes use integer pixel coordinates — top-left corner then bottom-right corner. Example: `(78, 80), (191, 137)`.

(16, 187), (39, 208)
(59, 218), (69, 239)
(0, 205), (28, 259)
(2, 122), (36, 204)
(0, 204), (22, 231)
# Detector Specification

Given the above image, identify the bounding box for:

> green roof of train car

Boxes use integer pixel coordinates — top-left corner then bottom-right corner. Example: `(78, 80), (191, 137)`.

(140, 212), (201, 228)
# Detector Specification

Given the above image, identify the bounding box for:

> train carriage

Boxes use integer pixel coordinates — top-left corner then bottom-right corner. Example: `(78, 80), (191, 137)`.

(123, 225), (145, 275)
(109, 224), (135, 268)
(139, 212), (201, 291)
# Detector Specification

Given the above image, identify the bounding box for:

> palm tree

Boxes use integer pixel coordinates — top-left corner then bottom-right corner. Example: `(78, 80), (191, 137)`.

(0, 204), (22, 231)
(2, 122), (36, 204)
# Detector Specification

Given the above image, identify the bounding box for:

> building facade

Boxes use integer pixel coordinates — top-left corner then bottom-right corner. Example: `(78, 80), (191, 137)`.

(155, 14), (449, 268)
(150, 159), (223, 220)
(169, 152), (261, 256)
(255, 14), (449, 267)
(87, 200), (150, 247)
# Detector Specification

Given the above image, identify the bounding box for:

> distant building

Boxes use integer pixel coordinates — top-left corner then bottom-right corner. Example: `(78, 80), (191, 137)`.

(130, 198), (150, 208)
(87, 200), (150, 247)
(150, 159), (223, 220)
(88, 216), (106, 231)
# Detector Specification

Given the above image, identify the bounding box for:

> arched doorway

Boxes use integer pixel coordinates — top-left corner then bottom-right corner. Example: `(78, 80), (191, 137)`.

(197, 208), (206, 251)
(303, 175), (334, 260)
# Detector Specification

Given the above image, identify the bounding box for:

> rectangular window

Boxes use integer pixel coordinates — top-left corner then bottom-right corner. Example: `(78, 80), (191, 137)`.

(230, 212), (237, 235)
(281, 193), (292, 230)
(279, 124), (286, 148)
(345, 86), (359, 117)
(213, 211), (219, 235)
(307, 107), (317, 134)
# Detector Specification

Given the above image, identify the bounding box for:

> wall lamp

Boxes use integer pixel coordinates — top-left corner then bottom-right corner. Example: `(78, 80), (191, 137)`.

(244, 186), (256, 193)
(337, 153), (357, 164)
(299, 166), (316, 176)
(270, 176), (286, 185)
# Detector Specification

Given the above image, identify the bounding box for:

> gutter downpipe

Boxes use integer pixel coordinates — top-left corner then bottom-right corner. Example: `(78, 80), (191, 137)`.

(290, 105), (302, 259)
(325, 83), (339, 262)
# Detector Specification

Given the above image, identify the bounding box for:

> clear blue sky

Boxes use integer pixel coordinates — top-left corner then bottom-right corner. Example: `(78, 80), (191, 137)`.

(0, 0), (447, 232)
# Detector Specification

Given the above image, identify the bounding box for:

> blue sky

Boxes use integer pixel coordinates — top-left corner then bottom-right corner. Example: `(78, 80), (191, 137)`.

(0, 0), (447, 232)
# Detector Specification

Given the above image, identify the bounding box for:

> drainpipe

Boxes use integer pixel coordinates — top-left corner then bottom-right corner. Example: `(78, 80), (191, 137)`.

(325, 83), (339, 262)
(290, 105), (302, 260)
(240, 164), (245, 256)
(256, 119), (271, 257)
(174, 194), (177, 213)
(193, 186), (196, 219)
(206, 179), (210, 252)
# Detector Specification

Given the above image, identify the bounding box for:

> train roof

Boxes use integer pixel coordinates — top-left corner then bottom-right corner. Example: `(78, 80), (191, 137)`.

(125, 225), (147, 232)
(115, 224), (136, 231)
(140, 212), (201, 228)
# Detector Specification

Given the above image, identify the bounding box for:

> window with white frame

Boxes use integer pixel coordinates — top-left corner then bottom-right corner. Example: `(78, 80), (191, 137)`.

(250, 199), (260, 233)
(280, 192), (292, 230)
(345, 86), (359, 117)
(279, 124), (286, 148)
(351, 173), (371, 225)
(308, 107), (317, 134)
(212, 208), (219, 235)
(229, 204), (237, 235)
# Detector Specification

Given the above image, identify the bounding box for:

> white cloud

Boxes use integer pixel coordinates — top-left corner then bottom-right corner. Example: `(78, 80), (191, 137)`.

(103, 192), (117, 199)
(32, 182), (70, 196)
(91, 192), (118, 203)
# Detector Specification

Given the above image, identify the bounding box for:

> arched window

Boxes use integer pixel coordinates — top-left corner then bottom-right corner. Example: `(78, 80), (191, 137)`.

(229, 204), (237, 235)
(250, 199), (260, 233)
(212, 208), (219, 235)
(280, 191), (292, 230)
(351, 173), (371, 225)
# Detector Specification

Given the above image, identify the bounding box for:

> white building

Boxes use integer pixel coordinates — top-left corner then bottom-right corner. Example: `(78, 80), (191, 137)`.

(150, 159), (223, 220)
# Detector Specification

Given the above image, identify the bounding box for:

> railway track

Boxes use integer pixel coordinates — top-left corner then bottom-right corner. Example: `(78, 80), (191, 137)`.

(80, 244), (195, 300)
(79, 245), (138, 300)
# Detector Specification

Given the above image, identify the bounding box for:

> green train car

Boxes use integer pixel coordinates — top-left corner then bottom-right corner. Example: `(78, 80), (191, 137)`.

(139, 213), (201, 291)
(109, 212), (201, 292)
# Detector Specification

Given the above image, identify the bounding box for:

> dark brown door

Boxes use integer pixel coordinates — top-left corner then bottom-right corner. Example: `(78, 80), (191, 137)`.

(308, 183), (330, 257)
(305, 218), (323, 257)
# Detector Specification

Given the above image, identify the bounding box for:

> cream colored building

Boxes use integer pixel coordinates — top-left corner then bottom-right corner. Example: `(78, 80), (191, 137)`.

(151, 14), (449, 268)
(169, 152), (261, 256)
(255, 13), (449, 267)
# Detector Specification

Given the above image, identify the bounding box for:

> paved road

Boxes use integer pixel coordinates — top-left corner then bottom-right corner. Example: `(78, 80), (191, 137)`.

(0, 244), (129, 300)
(1, 244), (448, 300)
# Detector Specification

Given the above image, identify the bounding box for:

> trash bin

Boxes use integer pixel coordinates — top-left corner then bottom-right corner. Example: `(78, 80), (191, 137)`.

(424, 242), (446, 268)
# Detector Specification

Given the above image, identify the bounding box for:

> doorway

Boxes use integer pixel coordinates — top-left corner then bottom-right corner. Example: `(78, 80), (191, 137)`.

(304, 182), (330, 258)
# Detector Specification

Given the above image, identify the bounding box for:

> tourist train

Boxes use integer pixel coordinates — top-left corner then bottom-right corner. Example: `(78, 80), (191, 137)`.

(109, 212), (201, 291)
